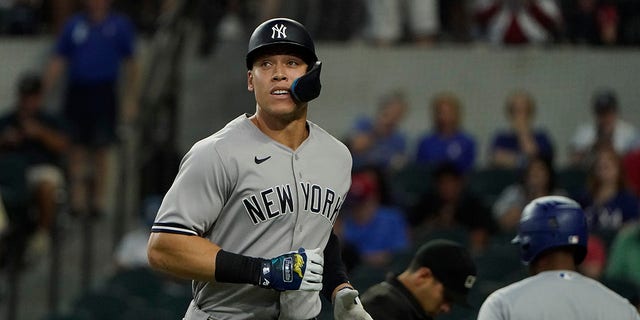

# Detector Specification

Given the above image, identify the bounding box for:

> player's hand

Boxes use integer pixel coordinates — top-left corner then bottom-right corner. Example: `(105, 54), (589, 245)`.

(333, 287), (373, 320)
(258, 248), (323, 291)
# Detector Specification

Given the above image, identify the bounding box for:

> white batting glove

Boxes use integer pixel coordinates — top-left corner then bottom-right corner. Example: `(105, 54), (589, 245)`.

(333, 287), (373, 320)
(299, 247), (324, 291)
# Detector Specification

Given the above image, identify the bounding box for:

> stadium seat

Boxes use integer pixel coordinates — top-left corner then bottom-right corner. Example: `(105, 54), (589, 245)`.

(468, 167), (519, 207)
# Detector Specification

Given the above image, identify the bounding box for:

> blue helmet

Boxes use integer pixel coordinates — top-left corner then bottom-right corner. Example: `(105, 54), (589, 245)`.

(512, 196), (588, 265)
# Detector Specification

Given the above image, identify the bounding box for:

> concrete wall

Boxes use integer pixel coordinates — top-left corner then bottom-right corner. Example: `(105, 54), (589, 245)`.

(2, 38), (639, 167)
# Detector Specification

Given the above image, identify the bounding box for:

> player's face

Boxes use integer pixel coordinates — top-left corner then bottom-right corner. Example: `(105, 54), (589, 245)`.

(416, 269), (453, 316)
(248, 53), (308, 118)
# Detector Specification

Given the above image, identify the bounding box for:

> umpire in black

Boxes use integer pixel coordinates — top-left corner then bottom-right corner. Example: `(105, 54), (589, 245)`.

(360, 239), (477, 319)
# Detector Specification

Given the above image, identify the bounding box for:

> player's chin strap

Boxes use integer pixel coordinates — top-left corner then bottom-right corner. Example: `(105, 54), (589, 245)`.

(291, 61), (322, 104)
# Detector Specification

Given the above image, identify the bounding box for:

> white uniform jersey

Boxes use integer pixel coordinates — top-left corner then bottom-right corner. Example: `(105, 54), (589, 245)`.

(152, 114), (352, 319)
(478, 270), (640, 320)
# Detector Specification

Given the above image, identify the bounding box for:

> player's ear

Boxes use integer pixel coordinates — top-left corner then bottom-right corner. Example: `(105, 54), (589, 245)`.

(247, 70), (254, 92)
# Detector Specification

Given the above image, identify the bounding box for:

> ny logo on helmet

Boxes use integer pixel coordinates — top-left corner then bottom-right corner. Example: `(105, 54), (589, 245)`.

(271, 24), (287, 39)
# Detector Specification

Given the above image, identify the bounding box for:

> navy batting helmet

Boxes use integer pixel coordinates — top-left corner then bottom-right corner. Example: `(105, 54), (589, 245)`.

(246, 18), (318, 70)
(511, 196), (588, 265)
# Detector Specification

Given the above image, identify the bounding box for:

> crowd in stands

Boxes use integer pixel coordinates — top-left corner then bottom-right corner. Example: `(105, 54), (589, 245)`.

(340, 86), (640, 315)
(2, 0), (640, 47)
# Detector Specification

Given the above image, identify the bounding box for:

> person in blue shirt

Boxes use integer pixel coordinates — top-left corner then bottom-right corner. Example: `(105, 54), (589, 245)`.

(43, 0), (139, 217)
(488, 89), (554, 169)
(338, 166), (410, 268)
(345, 90), (409, 173)
(415, 91), (476, 173)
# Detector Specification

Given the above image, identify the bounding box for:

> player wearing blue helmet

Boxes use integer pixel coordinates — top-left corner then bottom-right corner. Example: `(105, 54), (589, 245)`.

(478, 196), (639, 320)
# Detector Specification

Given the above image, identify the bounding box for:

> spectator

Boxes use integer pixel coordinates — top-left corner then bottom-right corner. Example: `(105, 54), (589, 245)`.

(409, 162), (496, 255)
(492, 156), (566, 234)
(364, 0), (440, 46)
(43, 0), (139, 218)
(488, 89), (554, 169)
(338, 166), (410, 268)
(0, 72), (69, 256)
(569, 88), (639, 168)
(575, 146), (639, 239)
(562, 0), (620, 46)
(360, 239), (477, 319)
(473, 0), (562, 45)
(345, 89), (409, 173)
(415, 91), (477, 173)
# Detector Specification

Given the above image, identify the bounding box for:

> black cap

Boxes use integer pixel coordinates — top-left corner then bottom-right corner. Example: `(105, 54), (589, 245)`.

(412, 239), (477, 307)
(246, 18), (317, 70)
(17, 72), (42, 97)
(593, 89), (617, 115)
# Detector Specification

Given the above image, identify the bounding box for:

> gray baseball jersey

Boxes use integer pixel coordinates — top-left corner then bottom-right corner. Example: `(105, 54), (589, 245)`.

(152, 114), (352, 320)
(477, 270), (640, 320)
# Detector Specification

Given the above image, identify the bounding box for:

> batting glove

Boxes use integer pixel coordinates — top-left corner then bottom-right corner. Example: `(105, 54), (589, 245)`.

(333, 287), (373, 320)
(258, 248), (323, 291)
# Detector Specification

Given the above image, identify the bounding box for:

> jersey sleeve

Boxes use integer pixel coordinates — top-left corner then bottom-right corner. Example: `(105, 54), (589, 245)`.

(477, 291), (507, 320)
(151, 140), (229, 236)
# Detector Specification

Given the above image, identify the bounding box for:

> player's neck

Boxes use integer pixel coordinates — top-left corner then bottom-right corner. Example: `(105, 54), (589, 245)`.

(250, 113), (309, 150)
(530, 252), (576, 275)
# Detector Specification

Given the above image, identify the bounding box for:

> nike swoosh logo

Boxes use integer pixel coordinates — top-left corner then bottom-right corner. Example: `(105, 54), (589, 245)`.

(255, 156), (271, 164)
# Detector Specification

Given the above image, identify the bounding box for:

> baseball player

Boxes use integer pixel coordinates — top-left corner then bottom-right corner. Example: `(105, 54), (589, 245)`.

(147, 18), (372, 320)
(477, 195), (640, 320)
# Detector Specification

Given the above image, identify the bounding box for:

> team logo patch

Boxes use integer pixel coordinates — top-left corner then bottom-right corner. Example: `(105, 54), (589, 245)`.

(283, 257), (293, 282)
(464, 275), (476, 289)
(271, 24), (287, 39)
(568, 235), (580, 244)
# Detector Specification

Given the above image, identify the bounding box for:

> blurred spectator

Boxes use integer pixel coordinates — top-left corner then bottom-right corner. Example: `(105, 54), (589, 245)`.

(415, 91), (477, 173)
(409, 162), (496, 255)
(575, 146), (639, 240)
(337, 166), (410, 268)
(0, 72), (69, 257)
(569, 88), (639, 168)
(473, 0), (562, 45)
(363, 0), (440, 46)
(345, 89), (409, 173)
(43, 0), (139, 218)
(488, 89), (554, 169)
(492, 156), (566, 234)
(605, 222), (640, 286)
(562, 0), (620, 46)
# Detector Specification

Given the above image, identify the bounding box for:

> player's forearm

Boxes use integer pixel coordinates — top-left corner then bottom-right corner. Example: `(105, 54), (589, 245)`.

(147, 232), (221, 282)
